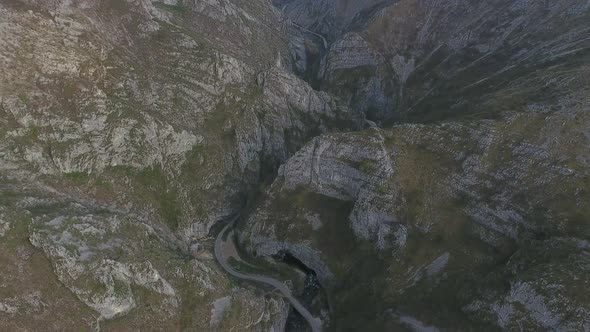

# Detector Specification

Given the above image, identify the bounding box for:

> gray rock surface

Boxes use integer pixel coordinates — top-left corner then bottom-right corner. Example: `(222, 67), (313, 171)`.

(0, 0), (311, 329)
(242, 106), (590, 330)
(0, 0), (589, 331)
(313, 0), (590, 121)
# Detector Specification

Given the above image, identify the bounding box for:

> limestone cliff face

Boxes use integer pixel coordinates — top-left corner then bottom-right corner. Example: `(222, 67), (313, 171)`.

(246, 105), (590, 247)
(274, 0), (393, 40)
(241, 106), (590, 329)
(1, 0), (589, 331)
(0, 0), (356, 236)
(284, 0), (590, 122)
(0, 0), (350, 329)
(253, 2), (590, 327)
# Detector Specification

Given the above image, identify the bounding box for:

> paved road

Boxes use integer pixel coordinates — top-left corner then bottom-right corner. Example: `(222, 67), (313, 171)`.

(214, 220), (323, 332)
(292, 22), (328, 50)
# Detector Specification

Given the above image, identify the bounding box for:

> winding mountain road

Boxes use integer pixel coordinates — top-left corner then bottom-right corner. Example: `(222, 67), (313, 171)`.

(292, 22), (329, 50)
(214, 220), (323, 332)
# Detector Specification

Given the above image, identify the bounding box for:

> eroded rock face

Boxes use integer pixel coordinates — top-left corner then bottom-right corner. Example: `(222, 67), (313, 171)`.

(29, 212), (176, 319)
(1, 0), (589, 331)
(241, 106), (590, 330)
(466, 238), (590, 331)
(0, 0), (357, 242)
(309, 0), (590, 121)
(0, 174), (290, 330)
(274, 0), (393, 40)
(0, 0), (312, 329)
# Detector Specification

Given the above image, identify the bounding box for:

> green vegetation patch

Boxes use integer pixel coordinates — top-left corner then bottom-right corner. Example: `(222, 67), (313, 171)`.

(154, 1), (189, 14)
(104, 165), (182, 231)
(64, 171), (90, 184)
(358, 159), (378, 174)
(18, 94), (29, 105)
(137, 167), (182, 231)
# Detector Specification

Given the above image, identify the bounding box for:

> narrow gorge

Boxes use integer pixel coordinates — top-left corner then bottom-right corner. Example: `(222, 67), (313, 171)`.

(0, 0), (589, 331)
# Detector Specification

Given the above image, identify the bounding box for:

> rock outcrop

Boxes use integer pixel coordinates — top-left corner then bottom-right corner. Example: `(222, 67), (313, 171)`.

(241, 104), (590, 330)
(0, 0), (340, 329)
(1, 0), (589, 331)
(313, 0), (590, 121)
(0, 172), (291, 330)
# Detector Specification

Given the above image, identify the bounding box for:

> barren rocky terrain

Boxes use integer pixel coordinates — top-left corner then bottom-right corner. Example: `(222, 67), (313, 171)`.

(0, 0), (589, 331)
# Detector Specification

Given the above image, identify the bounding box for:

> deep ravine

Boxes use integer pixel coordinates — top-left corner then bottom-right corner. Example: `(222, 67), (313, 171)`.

(214, 218), (323, 332)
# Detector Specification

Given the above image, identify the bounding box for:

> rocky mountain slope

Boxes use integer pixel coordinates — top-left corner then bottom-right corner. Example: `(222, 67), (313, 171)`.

(239, 0), (590, 331)
(284, 0), (590, 122)
(0, 0), (354, 330)
(273, 0), (394, 40)
(241, 107), (590, 330)
(0, 0), (589, 331)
